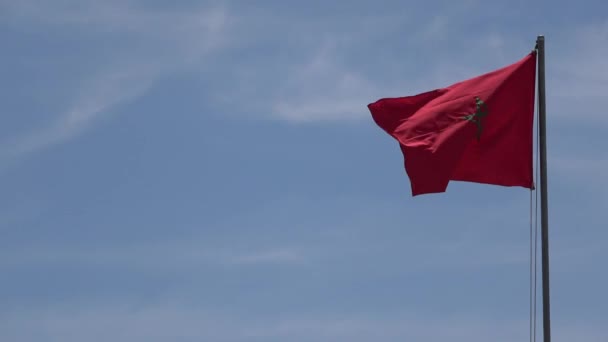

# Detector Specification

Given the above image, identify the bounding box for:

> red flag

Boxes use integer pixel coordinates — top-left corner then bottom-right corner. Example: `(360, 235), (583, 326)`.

(368, 52), (537, 196)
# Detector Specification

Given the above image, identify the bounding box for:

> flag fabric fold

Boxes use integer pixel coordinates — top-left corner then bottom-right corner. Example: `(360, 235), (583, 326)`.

(368, 52), (537, 196)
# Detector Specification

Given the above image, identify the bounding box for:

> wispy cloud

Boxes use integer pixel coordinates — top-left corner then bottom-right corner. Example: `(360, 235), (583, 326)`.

(272, 43), (383, 122)
(0, 1), (227, 160)
(552, 155), (608, 184)
(550, 20), (608, 123)
(266, 16), (607, 125)
(0, 241), (307, 270)
(2, 224), (593, 274)
(550, 154), (608, 207)
(227, 247), (306, 265)
(0, 66), (155, 159)
(264, 26), (524, 124)
(3, 303), (606, 342)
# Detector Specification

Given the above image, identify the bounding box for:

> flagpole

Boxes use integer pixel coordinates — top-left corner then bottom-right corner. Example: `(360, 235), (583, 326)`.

(536, 35), (551, 342)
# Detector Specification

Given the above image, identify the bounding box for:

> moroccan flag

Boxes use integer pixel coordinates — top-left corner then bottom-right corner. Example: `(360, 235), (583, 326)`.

(368, 52), (537, 196)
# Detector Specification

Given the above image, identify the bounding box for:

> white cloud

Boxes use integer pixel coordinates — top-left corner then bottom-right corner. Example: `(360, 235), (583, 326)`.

(549, 21), (608, 123)
(552, 156), (608, 183)
(271, 43), (383, 123)
(2, 2), (604, 163)
(227, 247), (306, 265)
(265, 31), (523, 124)
(267, 18), (608, 125)
(1, 225), (591, 274)
(550, 155), (608, 207)
(418, 15), (449, 41)
(2, 303), (606, 342)
(0, 66), (156, 159)
(0, 2), (228, 160)
(0, 241), (307, 270)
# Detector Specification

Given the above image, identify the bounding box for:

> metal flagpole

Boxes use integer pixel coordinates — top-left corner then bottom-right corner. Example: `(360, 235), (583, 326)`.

(536, 35), (551, 342)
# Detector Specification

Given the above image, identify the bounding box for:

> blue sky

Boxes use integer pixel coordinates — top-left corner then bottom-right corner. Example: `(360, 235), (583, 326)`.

(1, 1), (607, 341)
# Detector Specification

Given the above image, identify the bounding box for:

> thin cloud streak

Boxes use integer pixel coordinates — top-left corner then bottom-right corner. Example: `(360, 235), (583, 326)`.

(0, 2), (228, 161)
(3, 303), (606, 342)
(0, 242), (308, 270)
(548, 21), (608, 122)
(1, 231), (586, 272)
(0, 66), (156, 159)
(271, 43), (384, 122)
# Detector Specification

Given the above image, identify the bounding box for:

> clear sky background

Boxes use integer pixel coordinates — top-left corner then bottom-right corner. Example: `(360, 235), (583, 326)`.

(1, 1), (607, 341)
